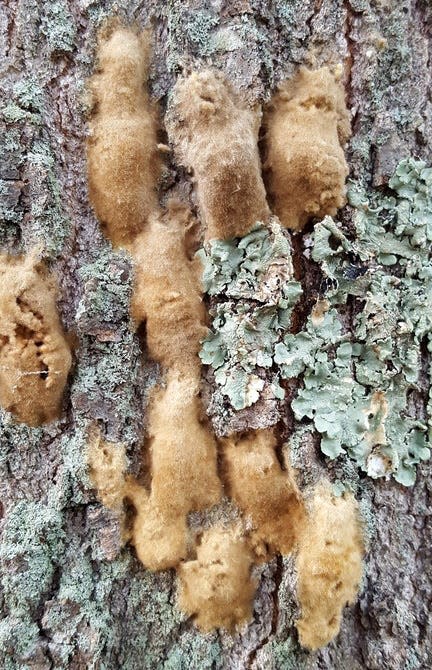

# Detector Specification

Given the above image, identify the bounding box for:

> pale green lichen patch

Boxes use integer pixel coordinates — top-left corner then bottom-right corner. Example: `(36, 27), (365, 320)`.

(163, 631), (223, 670)
(0, 499), (65, 663)
(186, 10), (220, 56)
(276, 308), (370, 460)
(1, 102), (71, 257)
(208, 27), (244, 54)
(0, 128), (25, 249)
(295, 158), (432, 485)
(165, 3), (272, 91)
(73, 249), (145, 445)
(24, 140), (71, 257)
(1, 68), (71, 258)
(0, 501), (65, 616)
(278, 301), (429, 484)
(2, 78), (45, 125)
(41, 1), (76, 54)
(198, 219), (301, 412)
(165, 4), (220, 72)
(0, 425), (208, 669)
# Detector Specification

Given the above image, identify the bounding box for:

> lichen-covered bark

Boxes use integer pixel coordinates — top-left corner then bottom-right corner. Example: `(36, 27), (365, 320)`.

(0, 1), (431, 669)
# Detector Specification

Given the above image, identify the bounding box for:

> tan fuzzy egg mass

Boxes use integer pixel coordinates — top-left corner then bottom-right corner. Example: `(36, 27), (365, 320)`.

(295, 484), (364, 650)
(166, 70), (270, 241)
(178, 524), (256, 632)
(264, 66), (351, 231)
(128, 203), (220, 571)
(223, 429), (306, 559)
(0, 253), (71, 426)
(126, 370), (221, 571)
(87, 24), (160, 247)
(131, 203), (208, 378)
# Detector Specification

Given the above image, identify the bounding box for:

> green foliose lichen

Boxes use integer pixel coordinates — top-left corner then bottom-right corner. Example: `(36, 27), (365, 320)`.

(198, 219), (302, 411)
(293, 157), (432, 485)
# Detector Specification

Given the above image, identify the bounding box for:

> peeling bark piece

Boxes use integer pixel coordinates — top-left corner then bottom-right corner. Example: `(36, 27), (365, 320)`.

(178, 524), (256, 631)
(223, 429), (305, 558)
(166, 70), (270, 240)
(0, 253), (72, 426)
(87, 428), (127, 514)
(87, 24), (160, 247)
(295, 484), (364, 650)
(264, 66), (351, 231)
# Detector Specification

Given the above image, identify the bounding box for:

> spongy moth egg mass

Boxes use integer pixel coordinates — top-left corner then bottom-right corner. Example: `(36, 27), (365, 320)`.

(264, 66), (351, 231)
(295, 486), (364, 650)
(86, 26), (160, 248)
(178, 524), (256, 632)
(0, 254), (72, 426)
(167, 70), (270, 241)
(223, 429), (306, 558)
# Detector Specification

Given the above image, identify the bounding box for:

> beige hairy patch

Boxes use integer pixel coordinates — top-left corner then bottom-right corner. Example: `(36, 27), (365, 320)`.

(223, 429), (306, 558)
(87, 24), (160, 247)
(264, 66), (350, 231)
(167, 70), (270, 240)
(131, 203), (208, 378)
(295, 484), (364, 650)
(0, 253), (71, 426)
(178, 524), (256, 631)
(126, 370), (221, 571)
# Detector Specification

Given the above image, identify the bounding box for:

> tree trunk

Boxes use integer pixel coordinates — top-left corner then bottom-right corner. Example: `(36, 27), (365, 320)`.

(1, 1), (431, 669)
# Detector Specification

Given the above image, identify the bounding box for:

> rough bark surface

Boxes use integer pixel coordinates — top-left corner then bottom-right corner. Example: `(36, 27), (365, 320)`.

(0, 1), (431, 669)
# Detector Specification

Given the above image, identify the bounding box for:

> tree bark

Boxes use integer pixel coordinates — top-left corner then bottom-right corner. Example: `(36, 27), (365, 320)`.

(1, 1), (431, 669)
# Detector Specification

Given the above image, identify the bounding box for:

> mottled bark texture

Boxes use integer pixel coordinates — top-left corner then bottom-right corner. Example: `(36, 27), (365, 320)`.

(0, 1), (431, 669)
